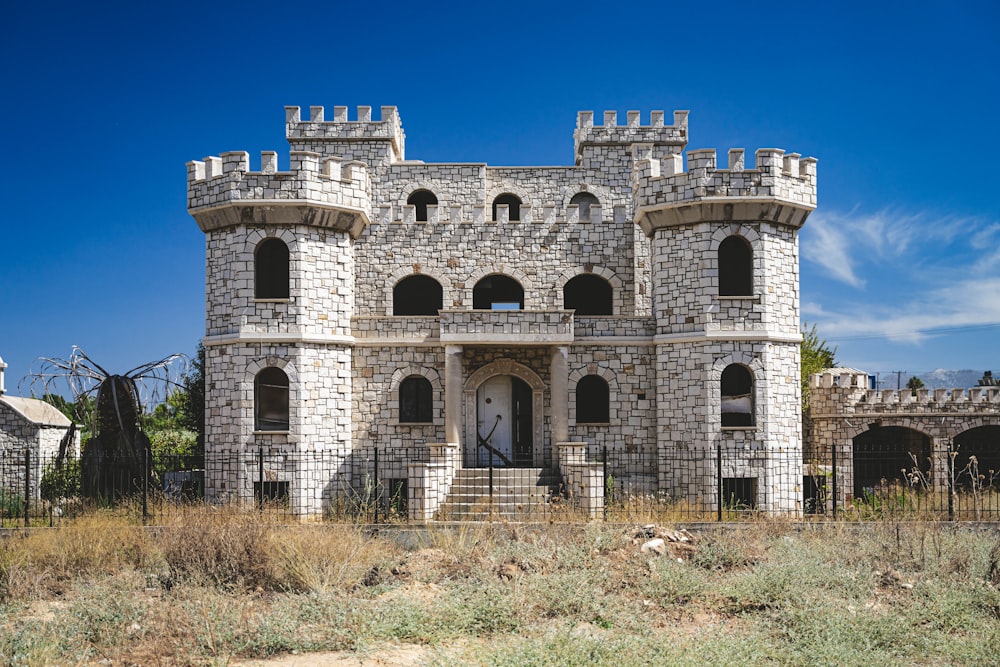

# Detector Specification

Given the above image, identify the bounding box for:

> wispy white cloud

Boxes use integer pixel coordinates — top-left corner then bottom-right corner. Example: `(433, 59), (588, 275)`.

(801, 211), (866, 288)
(802, 208), (992, 289)
(802, 208), (1000, 349)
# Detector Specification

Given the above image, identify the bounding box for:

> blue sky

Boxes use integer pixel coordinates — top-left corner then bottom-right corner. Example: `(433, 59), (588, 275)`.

(1, 0), (998, 394)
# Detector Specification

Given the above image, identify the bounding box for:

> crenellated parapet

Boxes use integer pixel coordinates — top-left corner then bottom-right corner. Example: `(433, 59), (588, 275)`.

(574, 110), (688, 161)
(632, 145), (817, 235)
(809, 369), (1000, 418)
(285, 105), (405, 161)
(186, 150), (372, 237)
(373, 202), (628, 226)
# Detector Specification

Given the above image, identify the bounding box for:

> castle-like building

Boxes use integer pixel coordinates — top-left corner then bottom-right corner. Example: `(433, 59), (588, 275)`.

(187, 105), (817, 517)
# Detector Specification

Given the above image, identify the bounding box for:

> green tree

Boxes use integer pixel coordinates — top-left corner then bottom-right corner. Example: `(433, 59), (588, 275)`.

(906, 376), (925, 395)
(801, 323), (837, 410)
(141, 344), (205, 470)
(181, 343), (205, 454)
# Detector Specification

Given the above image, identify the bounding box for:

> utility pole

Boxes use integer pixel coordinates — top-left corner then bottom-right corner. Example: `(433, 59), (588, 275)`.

(892, 370), (904, 392)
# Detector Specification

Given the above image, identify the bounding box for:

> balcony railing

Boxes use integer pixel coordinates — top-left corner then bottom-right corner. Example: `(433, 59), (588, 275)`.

(439, 309), (574, 345)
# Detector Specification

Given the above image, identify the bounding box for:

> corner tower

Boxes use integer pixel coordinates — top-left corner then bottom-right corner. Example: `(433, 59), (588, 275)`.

(187, 109), (382, 514)
(633, 141), (817, 513)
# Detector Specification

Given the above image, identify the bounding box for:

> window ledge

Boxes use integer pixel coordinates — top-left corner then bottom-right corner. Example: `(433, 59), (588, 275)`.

(576, 421), (611, 427)
(717, 295), (760, 302)
(253, 430), (290, 435)
(720, 426), (758, 432)
(253, 298), (292, 304)
(396, 422), (435, 427)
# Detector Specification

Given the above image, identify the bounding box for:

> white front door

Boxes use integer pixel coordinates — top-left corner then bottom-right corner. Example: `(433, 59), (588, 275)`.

(477, 375), (512, 467)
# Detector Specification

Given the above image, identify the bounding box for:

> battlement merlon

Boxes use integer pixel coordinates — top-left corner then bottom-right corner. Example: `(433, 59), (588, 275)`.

(186, 150), (372, 238)
(574, 110), (688, 162)
(631, 146), (817, 236)
(807, 369), (1000, 416)
(285, 105), (405, 162)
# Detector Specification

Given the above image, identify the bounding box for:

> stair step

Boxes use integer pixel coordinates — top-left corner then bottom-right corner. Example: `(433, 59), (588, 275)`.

(434, 467), (564, 520)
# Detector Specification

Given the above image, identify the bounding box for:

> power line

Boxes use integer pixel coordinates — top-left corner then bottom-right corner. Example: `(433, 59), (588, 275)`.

(824, 322), (1000, 342)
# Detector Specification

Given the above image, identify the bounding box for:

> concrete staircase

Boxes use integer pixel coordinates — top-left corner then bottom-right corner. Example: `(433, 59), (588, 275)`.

(435, 467), (562, 520)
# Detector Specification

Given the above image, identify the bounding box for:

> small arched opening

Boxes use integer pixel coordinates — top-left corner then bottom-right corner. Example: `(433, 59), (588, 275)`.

(399, 375), (433, 423)
(569, 191), (599, 221)
(721, 364), (754, 427)
(473, 274), (524, 310)
(393, 275), (443, 315)
(492, 193), (522, 221)
(576, 375), (610, 424)
(255, 238), (290, 299)
(718, 235), (753, 296)
(255, 367), (289, 431)
(407, 189), (438, 222)
(563, 274), (612, 315)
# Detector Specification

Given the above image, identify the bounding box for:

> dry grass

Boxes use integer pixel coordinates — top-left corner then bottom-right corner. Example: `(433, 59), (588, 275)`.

(1, 510), (999, 665)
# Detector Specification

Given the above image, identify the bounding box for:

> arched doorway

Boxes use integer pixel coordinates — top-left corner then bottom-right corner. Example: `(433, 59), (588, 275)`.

(953, 425), (1000, 490)
(464, 359), (546, 469)
(852, 426), (931, 498)
(476, 375), (533, 467)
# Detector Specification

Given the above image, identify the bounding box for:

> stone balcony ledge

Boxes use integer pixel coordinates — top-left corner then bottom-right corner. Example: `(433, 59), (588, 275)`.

(439, 309), (574, 345)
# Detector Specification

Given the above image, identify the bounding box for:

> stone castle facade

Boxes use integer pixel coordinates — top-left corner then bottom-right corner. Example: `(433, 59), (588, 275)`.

(187, 105), (817, 517)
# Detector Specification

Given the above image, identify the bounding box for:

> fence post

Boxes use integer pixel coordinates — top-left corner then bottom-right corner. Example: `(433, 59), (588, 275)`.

(602, 445), (608, 521)
(488, 455), (494, 515)
(373, 447), (380, 525)
(257, 446), (264, 512)
(716, 443), (723, 522)
(24, 449), (30, 528)
(947, 442), (955, 521)
(142, 447), (149, 524)
(831, 442), (838, 519)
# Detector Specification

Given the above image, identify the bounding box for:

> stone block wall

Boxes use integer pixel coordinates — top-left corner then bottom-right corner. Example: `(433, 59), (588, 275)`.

(650, 222), (800, 336)
(190, 103), (818, 517)
(204, 226), (354, 339)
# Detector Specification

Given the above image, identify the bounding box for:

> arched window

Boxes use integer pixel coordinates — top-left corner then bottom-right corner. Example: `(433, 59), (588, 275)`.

(718, 236), (752, 296)
(399, 376), (433, 423)
(492, 193), (522, 221)
(576, 375), (610, 423)
(563, 274), (612, 315)
(721, 364), (754, 427)
(473, 274), (524, 310)
(255, 238), (290, 299)
(393, 275), (443, 315)
(407, 189), (438, 222)
(255, 367), (289, 431)
(570, 191), (599, 221)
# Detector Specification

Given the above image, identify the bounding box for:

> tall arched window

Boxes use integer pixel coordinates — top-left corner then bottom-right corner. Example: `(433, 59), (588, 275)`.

(407, 189), (438, 222)
(255, 367), (289, 431)
(564, 274), (612, 315)
(718, 235), (752, 296)
(255, 238), (290, 299)
(393, 275), (443, 315)
(576, 375), (610, 423)
(473, 274), (524, 309)
(492, 193), (522, 221)
(399, 376), (433, 423)
(569, 191), (599, 221)
(721, 364), (754, 427)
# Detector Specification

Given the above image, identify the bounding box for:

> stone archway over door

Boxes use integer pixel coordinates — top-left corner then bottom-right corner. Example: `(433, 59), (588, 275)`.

(464, 359), (546, 469)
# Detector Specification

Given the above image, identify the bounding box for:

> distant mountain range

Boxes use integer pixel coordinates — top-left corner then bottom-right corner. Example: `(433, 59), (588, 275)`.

(873, 369), (993, 391)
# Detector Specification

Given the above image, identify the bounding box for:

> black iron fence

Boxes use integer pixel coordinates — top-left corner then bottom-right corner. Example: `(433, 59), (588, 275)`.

(1, 440), (998, 527)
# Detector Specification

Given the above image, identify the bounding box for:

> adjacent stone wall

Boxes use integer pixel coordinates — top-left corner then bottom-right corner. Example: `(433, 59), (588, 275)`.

(806, 369), (1000, 503)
